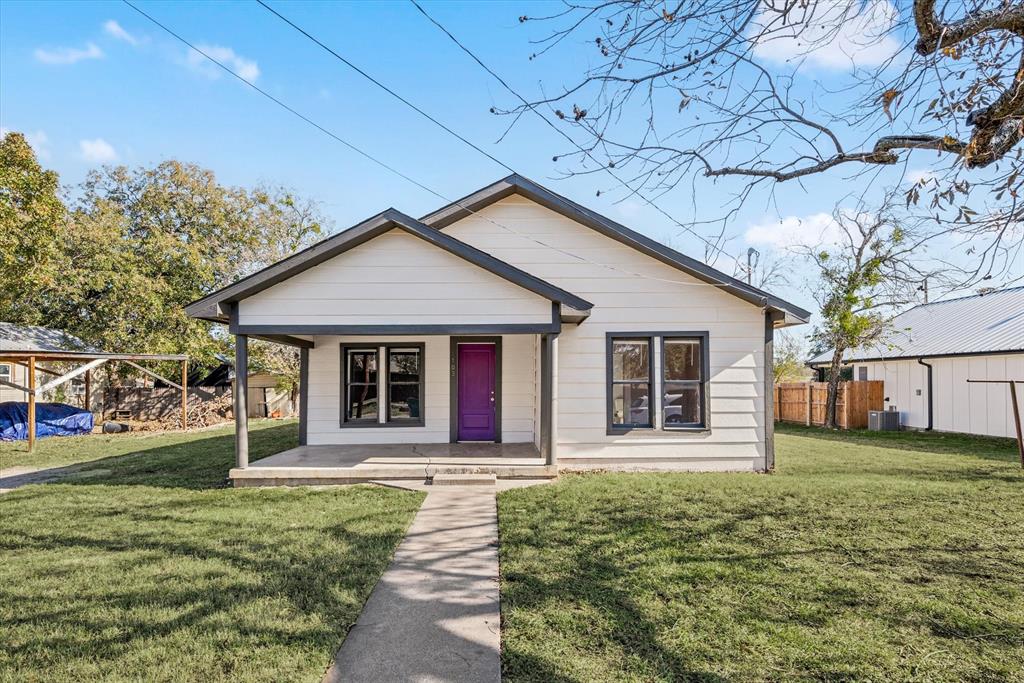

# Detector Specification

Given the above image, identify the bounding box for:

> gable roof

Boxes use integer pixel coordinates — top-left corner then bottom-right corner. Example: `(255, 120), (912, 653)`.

(185, 208), (593, 322)
(0, 323), (94, 353)
(808, 286), (1024, 365)
(420, 174), (811, 323)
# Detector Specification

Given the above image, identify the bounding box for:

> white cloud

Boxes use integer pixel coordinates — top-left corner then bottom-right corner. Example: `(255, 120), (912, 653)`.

(745, 212), (842, 249)
(751, 0), (900, 70)
(79, 138), (118, 163)
(186, 44), (260, 83)
(34, 42), (104, 65)
(1, 127), (51, 161)
(103, 19), (138, 45)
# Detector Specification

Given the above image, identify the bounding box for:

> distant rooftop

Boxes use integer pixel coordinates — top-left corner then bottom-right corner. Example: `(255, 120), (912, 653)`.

(809, 286), (1024, 365)
(0, 323), (94, 353)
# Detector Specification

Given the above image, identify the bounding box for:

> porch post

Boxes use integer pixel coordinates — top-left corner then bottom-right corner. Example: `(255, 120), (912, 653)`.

(234, 334), (249, 468)
(540, 333), (559, 466)
(764, 312), (778, 472)
(298, 346), (309, 446)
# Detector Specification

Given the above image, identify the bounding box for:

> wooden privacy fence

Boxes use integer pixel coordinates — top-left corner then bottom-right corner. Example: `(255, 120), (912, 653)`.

(774, 381), (883, 429)
(102, 386), (228, 421)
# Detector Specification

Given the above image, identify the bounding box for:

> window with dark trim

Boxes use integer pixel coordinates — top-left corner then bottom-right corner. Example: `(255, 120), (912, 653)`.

(661, 336), (707, 429)
(607, 331), (710, 434)
(341, 343), (424, 427)
(608, 337), (653, 430)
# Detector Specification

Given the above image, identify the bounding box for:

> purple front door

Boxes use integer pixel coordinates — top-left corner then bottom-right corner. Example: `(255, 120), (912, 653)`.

(457, 343), (496, 441)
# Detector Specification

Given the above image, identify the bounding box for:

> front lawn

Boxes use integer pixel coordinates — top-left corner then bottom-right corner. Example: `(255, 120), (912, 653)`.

(0, 423), (424, 682)
(0, 419), (291, 473)
(498, 426), (1024, 682)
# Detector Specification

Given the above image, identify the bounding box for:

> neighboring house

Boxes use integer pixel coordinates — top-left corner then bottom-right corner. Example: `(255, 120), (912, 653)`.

(0, 360), (28, 402)
(187, 175), (809, 475)
(808, 287), (1024, 438)
(0, 323), (91, 402)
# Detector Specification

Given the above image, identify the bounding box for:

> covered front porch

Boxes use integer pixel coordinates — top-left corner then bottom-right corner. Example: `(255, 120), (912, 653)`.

(230, 441), (553, 486)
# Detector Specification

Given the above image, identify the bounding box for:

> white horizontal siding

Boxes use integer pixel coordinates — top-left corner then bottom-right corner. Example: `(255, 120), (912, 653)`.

(445, 196), (768, 468)
(306, 334), (536, 445)
(859, 353), (1024, 438)
(239, 229), (552, 326)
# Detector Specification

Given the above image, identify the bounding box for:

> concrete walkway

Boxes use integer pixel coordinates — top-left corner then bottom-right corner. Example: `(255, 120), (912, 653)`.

(324, 487), (501, 683)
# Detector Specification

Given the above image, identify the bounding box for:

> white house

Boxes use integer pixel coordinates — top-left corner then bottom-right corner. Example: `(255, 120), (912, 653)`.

(809, 287), (1024, 438)
(186, 175), (809, 485)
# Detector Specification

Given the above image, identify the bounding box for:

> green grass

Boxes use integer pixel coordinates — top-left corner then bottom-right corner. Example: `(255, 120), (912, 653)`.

(498, 425), (1024, 682)
(0, 422), (425, 682)
(0, 420), (289, 473)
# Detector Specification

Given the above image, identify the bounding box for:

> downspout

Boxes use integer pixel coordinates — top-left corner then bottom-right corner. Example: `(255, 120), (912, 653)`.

(917, 358), (933, 431)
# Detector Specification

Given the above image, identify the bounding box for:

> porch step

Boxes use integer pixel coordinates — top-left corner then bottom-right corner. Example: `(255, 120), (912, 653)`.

(431, 473), (497, 486)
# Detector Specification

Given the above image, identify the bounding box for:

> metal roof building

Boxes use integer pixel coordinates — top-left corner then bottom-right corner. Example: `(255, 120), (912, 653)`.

(809, 286), (1024, 365)
(809, 287), (1024, 440)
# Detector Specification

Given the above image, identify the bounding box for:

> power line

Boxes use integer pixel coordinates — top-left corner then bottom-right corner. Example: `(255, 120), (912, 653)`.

(121, 0), (737, 291)
(408, 0), (740, 265)
(255, 0), (516, 176)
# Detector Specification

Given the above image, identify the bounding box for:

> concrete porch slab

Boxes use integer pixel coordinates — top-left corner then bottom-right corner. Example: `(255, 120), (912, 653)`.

(230, 442), (555, 487)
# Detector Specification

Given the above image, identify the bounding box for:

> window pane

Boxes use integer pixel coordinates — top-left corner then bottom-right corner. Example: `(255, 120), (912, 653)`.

(347, 383), (378, 421)
(612, 382), (651, 426)
(348, 350), (377, 385)
(0, 364), (9, 379)
(389, 383), (420, 420)
(389, 349), (420, 383)
(612, 340), (649, 381)
(664, 382), (701, 426)
(664, 339), (701, 380)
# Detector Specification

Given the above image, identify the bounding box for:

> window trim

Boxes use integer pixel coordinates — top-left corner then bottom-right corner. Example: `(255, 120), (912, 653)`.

(606, 335), (655, 434)
(340, 342), (425, 428)
(605, 331), (711, 435)
(660, 333), (710, 431)
(0, 363), (10, 380)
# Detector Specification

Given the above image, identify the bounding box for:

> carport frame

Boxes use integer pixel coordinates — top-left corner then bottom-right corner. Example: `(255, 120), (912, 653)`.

(0, 350), (188, 451)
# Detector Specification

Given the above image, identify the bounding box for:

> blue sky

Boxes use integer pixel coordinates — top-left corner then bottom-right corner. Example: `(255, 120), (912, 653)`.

(0, 0), (970, 324)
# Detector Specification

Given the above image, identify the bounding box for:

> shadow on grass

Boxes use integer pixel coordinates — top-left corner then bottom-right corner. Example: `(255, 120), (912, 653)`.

(499, 475), (1024, 681)
(11, 422), (298, 491)
(0, 482), (423, 680)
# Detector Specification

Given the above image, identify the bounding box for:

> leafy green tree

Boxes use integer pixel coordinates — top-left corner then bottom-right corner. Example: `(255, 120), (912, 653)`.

(56, 161), (326, 366)
(798, 204), (944, 428)
(773, 332), (811, 383)
(0, 131), (68, 324)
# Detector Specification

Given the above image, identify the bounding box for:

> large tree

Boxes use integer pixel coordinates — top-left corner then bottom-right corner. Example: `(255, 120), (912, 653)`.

(506, 0), (1023, 278)
(0, 132), (68, 325)
(0, 139), (328, 366)
(58, 161), (327, 364)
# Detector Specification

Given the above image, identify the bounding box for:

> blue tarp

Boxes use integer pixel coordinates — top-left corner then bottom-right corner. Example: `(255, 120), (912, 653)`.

(0, 402), (94, 441)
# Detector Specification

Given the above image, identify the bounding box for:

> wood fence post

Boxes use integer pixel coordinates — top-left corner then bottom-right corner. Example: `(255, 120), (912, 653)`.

(806, 383), (812, 426)
(181, 360), (188, 430)
(27, 356), (36, 451)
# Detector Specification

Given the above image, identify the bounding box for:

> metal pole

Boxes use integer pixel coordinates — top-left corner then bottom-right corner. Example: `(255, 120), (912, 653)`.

(27, 356), (36, 451)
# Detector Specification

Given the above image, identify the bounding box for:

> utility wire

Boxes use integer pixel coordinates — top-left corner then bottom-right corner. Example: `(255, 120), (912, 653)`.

(122, 0), (738, 291)
(408, 0), (741, 266)
(256, 0), (516, 176)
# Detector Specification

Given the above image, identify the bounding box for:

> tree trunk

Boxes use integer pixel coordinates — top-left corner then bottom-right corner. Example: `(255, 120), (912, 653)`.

(824, 347), (845, 429)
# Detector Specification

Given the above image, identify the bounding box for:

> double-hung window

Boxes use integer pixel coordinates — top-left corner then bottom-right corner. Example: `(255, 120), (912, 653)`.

(608, 338), (653, 430)
(607, 332), (709, 433)
(342, 343), (424, 427)
(661, 336), (707, 429)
